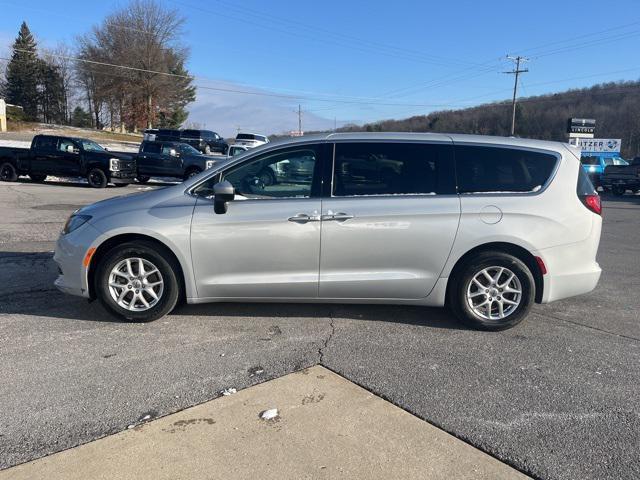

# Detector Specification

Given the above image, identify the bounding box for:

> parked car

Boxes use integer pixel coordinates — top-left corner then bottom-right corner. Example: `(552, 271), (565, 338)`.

(601, 156), (640, 195)
(0, 135), (136, 188)
(184, 130), (230, 155)
(53, 133), (602, 331)
(226, 144), (250, 158)
(580, 154), (628, 187)
(234, 133), (269, 148)
(136, 141), (221, 182)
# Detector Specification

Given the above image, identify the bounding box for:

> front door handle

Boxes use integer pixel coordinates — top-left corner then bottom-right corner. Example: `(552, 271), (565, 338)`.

(288, 213), (320, 224)
(321, 212), (354, 222)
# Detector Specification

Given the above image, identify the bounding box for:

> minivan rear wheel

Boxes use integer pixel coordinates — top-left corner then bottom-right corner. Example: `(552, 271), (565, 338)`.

(449, 251), (535, 330)
(95, 241), (181, 322)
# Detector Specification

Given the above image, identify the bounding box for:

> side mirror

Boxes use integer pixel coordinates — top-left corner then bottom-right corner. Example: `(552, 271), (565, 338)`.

(104, 147), (109, 151)
(213, 180), (235, 214)
(66, 145), (75, 153)
(169, 148), (178, 157)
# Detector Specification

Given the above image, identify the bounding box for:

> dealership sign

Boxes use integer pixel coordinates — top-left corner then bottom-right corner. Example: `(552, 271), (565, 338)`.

(567, 117), (596, 135)
(578, 138), (621, 154)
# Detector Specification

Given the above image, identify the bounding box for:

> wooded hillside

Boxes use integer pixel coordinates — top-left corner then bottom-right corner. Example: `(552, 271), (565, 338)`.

(338, 81), (640, 158)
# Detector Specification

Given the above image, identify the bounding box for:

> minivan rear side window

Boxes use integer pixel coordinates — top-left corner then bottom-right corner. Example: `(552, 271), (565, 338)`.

(455, 145), (558, 193)
(332, 142), (455, 196)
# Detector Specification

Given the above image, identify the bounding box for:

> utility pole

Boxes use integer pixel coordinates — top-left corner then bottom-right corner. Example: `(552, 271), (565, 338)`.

(297, 104), (302, 135)
(504, 55), (529, 136)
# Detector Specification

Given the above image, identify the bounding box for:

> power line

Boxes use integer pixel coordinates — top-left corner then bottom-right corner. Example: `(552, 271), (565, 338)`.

(170, 0), (486, 69)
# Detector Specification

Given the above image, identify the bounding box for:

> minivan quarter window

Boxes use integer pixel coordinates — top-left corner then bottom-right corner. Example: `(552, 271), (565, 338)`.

(332, 142), (455, 197)
(455, 145), (558, 193)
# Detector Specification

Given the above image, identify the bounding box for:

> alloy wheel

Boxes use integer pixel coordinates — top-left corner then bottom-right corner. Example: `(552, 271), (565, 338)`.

(108, 257), (164, 311)
(466, 266), (522, 320)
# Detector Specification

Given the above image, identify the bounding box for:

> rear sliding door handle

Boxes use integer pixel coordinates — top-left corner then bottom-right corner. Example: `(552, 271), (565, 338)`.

(288, 213), (320, 224)
(321, 212), (354, 222)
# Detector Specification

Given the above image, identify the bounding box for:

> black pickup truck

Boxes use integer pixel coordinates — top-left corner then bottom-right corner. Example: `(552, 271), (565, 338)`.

(135, 140), (224, 182)
(0, 135), (136, 188)
(601, 157), (640, 195)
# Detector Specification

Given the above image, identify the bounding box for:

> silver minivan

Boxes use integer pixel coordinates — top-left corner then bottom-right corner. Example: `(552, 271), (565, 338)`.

(54, 133), (602, 330)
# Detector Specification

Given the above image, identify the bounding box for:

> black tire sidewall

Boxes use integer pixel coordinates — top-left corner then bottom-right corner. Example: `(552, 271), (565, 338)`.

(450, 252), (535, 331)
(1, 162), (18, 182)
(136, 176), (150, 184)
(612, 185), (625, 196)
(87, 168), (108, 188)
(95, 242), (181, 322)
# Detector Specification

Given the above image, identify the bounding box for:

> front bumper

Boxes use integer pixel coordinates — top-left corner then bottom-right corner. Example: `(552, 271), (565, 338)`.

(110, 170), (136, 183)
(53, 223), (103, 298)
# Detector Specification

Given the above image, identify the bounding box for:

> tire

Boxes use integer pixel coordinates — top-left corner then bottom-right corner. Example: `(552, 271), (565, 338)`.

(0, 162), (18, 182)
(448, 251), (535, 331)
(114, 183), (129, 188)
(258, 167), (276, 186)
(87, 168), (108, 188)
(184, 168), (202, 181)
(204, 144), (212, 155)
(612, 185), (626, 196)
(29, 174), (47, 183)
(221, 145), (229, 155)
(136, 175), (151, 184)
(95, 241), (181, 322)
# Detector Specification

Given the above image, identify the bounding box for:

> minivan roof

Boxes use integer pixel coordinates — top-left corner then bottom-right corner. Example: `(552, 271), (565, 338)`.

(265, 132), (571, 152)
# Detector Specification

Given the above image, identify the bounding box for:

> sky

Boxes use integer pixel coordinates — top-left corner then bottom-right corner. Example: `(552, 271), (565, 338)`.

(0, 0), (639, 136)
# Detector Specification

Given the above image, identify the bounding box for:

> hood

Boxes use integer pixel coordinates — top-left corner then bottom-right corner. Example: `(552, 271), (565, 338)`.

(94, 150), (135, 161)
(78, 183), (190, 218)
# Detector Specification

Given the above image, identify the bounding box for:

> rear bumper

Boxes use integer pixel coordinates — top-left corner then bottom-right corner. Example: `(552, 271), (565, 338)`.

(536, 216), (602, 303)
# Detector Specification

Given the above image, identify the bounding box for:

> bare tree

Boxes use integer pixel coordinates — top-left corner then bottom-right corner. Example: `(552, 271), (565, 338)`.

(76, 0), (195, 131)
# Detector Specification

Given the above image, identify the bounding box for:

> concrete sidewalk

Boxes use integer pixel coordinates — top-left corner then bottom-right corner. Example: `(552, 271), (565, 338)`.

(1, 366), (527, 479)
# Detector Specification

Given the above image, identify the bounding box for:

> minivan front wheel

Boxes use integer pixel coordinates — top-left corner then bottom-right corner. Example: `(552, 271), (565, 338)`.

(95, 241), (181, 322)
(449, 251), (535, 330)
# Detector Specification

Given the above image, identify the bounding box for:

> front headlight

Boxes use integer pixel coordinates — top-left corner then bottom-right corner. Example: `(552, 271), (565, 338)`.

(62, 214), (92, 235)
(206, 160), (216, 169)
(109, 158), (121, 171)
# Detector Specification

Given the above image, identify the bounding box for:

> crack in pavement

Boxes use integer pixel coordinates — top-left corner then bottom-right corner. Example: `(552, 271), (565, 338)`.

(318, 310), (336, 364)
(535, 310), (640, 342)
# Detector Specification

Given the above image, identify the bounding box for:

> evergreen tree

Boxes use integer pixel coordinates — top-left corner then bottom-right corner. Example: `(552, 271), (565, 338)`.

(6, 22), (39, 120)
(37, 59), (66, 124)
(70, 106), (92, 127)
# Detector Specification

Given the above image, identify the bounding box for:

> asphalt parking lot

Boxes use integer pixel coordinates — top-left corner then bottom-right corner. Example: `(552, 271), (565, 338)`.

(0, 179), (638, 480)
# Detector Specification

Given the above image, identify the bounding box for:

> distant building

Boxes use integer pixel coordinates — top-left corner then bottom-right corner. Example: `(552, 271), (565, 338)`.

(0, 99), (6, 133)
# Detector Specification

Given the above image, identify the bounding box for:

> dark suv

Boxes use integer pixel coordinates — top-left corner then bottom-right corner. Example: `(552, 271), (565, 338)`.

(156, 129), (228, 155)
(136, 141), (221, 182)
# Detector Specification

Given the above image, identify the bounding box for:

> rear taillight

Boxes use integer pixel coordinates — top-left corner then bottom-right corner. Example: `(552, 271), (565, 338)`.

(580, 194), (602, 216)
